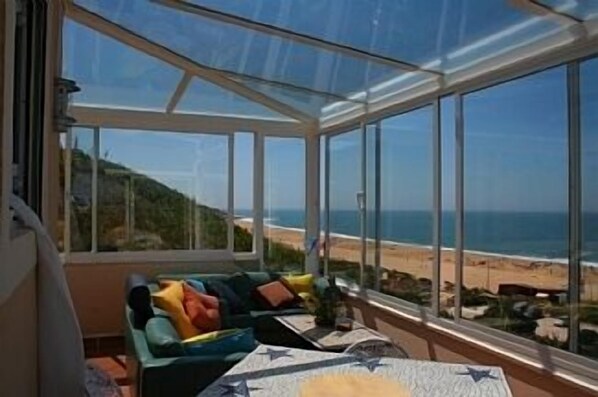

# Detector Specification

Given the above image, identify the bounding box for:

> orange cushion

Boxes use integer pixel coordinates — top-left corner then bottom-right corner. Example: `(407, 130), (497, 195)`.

(152, 281), (199, 339)
(254, 280), (297, 309)
(182, 283), (221, 333)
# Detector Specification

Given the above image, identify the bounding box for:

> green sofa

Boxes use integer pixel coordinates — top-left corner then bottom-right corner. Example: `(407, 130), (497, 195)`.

(126, 272), (328, 397)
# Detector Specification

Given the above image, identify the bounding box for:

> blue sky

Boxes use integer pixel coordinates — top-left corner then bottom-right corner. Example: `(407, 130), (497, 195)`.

(63, 11), (598, 214)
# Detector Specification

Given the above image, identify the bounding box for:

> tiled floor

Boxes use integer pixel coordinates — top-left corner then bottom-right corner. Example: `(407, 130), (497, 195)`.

(87, 355), (131, 397)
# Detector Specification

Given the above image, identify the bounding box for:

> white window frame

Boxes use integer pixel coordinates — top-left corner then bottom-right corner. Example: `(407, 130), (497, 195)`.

(323, 53), (598, 384)
(61, 126), (263, 264)
(61, 126), (308, 265)
(0, 0), (16, 255)
(261, 135), (309, 273)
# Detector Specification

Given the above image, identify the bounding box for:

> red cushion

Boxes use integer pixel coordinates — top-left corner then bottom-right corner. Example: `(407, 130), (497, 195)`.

(182, 283), (221, 333)
(254, 280), (297, 309)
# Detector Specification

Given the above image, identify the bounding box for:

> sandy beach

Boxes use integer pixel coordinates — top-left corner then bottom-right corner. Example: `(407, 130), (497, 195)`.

(237, 220), (598, 302)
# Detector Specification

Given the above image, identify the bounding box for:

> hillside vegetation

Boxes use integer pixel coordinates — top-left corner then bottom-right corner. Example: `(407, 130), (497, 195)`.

(64, 148), (304, 266)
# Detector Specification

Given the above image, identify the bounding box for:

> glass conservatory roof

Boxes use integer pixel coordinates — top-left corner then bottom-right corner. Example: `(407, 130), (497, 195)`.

(64, 0), (598, 127)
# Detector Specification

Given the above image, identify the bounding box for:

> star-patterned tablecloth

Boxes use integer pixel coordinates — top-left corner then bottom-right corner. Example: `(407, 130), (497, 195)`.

(197, 344), (513, 397)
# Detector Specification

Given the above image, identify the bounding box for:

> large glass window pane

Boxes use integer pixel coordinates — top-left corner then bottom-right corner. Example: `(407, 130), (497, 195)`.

(62, 19), (182, 111)
(239, 79), (340, 118)
(97, 130), (228, 251)
(380, 107), (434, 305)
(189, 0), (561, 72)
(175, 78), (292, 121)
(75, 0), (403, 98)
(463, 67), (569, 348)
(263, 137), (305, 272)
(329, 130), (362, 284)
(68, 127), (94, 252)
(234, 132), (254, 253)
(580, 58), (598, 360)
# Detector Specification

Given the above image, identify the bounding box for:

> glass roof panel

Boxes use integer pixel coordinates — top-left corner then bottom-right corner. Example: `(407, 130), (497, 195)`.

(230, 77), (346, 117)
(63, 19), (183, 111)
(539, 0), (598, 20)
(74, 0), (405, 98)
(188, 0), (564, 72)
(174, 77), (294, 120)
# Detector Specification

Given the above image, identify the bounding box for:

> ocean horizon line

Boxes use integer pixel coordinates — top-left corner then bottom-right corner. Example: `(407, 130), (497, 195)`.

(235, 216), (598, 268)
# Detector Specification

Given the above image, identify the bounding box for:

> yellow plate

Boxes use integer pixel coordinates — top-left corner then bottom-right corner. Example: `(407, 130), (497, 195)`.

(299, 373), (410, 397)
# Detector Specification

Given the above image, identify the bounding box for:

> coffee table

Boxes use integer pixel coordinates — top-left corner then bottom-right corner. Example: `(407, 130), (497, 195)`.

(274, 314), (389, 352)
(197, 344), (513, 397)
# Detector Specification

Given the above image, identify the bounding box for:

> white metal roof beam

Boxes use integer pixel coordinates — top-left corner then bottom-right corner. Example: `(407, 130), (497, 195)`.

(320, 20), (598, 133)
(166, 72), (192, 114)
(70, 106), (307, 137)
(510, 0), (584, 26)
(65, 3), (317, 124)
(153, 0), (443, 77)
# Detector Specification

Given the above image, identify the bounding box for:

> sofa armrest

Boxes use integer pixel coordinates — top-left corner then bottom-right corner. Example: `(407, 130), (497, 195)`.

(126, 306), (249, 397)
(126, 273), (154, 328)
(139, 353), (247, 397)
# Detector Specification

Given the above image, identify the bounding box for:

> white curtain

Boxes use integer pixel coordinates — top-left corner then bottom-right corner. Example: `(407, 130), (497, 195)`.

(10, 195), (85, 397)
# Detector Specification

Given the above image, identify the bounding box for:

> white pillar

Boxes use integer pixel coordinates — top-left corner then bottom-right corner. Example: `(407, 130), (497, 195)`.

(254, 133), (265, 269)
(305, 128), (321, 275)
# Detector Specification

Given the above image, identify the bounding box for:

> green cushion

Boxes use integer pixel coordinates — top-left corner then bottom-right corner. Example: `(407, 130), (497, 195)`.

(226, 272), (280, 311)
(313, 277), (331, 297)
(183, 328), (256, 356)
(243, 272), (281, 285)
(144, 317), (185, 358)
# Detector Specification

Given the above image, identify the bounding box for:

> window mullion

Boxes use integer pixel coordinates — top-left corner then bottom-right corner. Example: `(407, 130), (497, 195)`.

(227, 133), (235, 252)
(454, 93), (464, 322)
(64, 128), (73, 256)
(432, 99), (442, 316)
(567, 61), (581, 353)
(91, 127), (99, 253)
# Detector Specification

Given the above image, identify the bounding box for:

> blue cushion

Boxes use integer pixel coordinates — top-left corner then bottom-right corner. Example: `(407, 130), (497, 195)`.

(204, 280), (248, 314)
(186, 279), (207, 294)
(183, 328), (256, 356)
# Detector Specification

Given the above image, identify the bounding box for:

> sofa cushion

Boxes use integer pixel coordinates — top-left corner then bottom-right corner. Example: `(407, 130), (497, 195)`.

(298, 292), (318, 312)
(152, 281), (199, 340)
(204, 280), (248, 315)
(283, 274), (315, 295)
(185, 279), (207, 294)
(145, 317), (185, 358)
(183, 328), (256, 356)
(125, 274), (154, 328)
(227, 272), (283, 311)
(243, 272), (282, 286)
(253, 280), (299, 310)
(182, 283), (221, 332)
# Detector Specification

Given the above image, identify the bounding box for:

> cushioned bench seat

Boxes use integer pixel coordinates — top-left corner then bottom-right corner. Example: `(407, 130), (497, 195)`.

(126, 272), (328, 397)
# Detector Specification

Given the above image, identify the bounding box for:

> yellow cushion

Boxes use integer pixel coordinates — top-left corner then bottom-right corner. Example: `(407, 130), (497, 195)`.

(152, 281), (199, 340)
(182, 329), (239, 344)
(298, 292), (319, 312)
(283, 274), (315, 295)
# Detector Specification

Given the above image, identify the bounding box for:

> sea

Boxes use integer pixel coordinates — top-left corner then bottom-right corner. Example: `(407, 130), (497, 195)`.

(236, 209), (598, 264)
